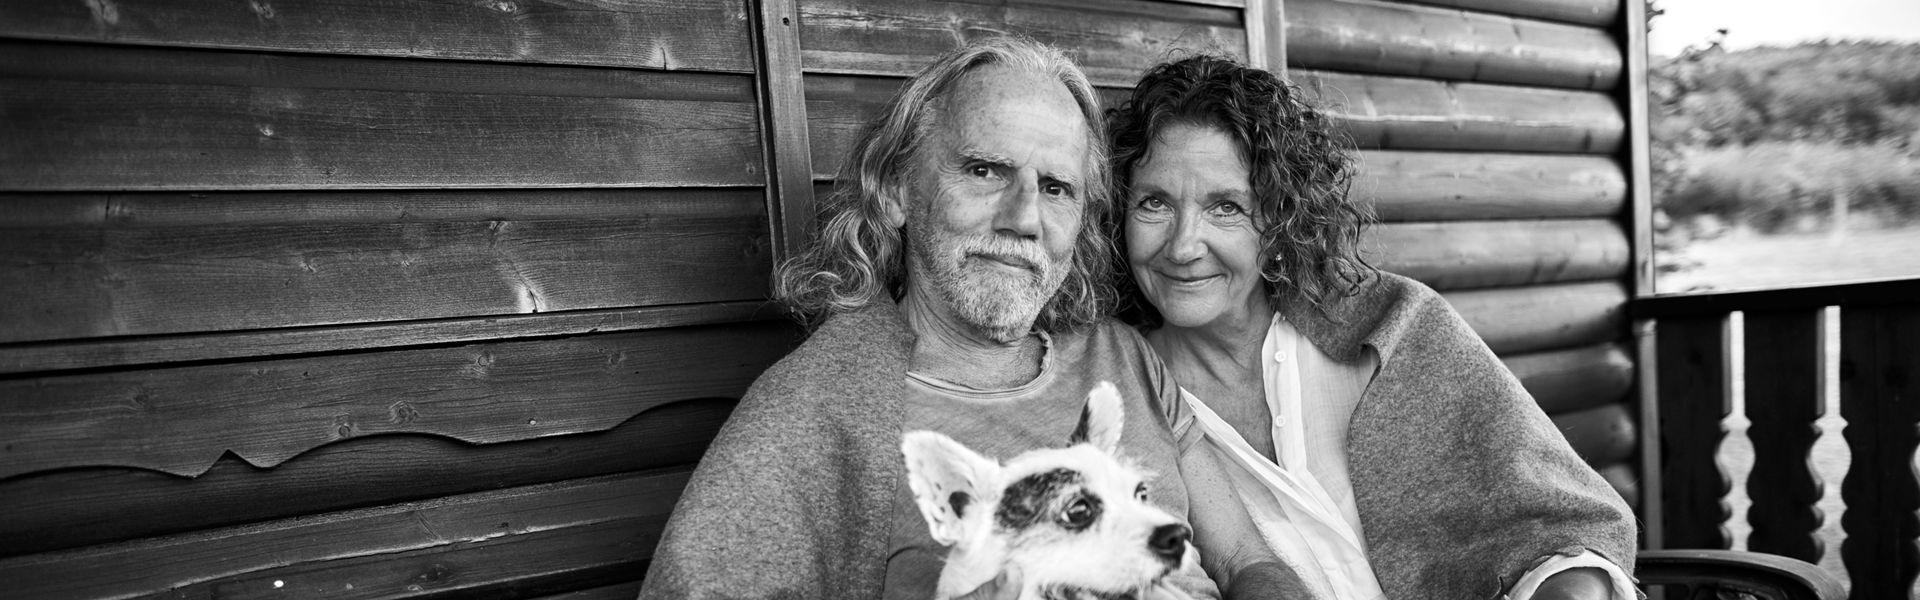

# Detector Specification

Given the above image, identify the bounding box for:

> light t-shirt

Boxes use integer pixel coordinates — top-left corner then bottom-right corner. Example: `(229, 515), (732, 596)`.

(880, 321), (1216, 600)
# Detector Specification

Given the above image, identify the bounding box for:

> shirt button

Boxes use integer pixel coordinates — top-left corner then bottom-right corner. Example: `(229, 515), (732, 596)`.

(1273, 415), (1287, 427)
(1273, 351), (1288, 363)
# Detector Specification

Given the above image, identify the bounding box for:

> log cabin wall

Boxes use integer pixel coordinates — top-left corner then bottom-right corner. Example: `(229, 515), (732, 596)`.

(1283, 0), (1640, 508)
(0, 0), (1639, 597)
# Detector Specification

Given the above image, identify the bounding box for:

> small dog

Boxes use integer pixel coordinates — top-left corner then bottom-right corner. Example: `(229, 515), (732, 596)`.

(901, 382), (1197, 600)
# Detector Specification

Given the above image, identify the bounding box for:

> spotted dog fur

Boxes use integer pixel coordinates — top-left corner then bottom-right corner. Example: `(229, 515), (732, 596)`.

(901, 382), (1196, 600)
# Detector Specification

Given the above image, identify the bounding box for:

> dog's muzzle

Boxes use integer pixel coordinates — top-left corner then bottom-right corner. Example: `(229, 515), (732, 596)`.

(1148, 523), (1191, 565)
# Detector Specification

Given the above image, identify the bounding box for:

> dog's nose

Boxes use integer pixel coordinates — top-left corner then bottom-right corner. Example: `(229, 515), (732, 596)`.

(1148, 523), (1191, 563)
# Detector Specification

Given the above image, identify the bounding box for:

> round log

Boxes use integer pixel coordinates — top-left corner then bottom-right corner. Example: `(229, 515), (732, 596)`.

(1599, 463), (1641, 510)
(1396, 0), (1619, 27)
(1552, 402), (1637, 467)
(1370, 219), (1629, 291)
(1286, 0), (1621, 90)
(1298, 70), (1624, 153)
(1356, 150), (1626, 221)
(1443, 280), (1626, 355)
(1503, 342), (1634, 414)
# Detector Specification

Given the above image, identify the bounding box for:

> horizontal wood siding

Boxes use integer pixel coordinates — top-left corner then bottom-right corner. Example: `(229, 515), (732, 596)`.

(0, 397), (740, 557)
(0, 190), (771, 343)
(1, 1), (793, 596)
(0, 470), (688, 600)
(1, 322), (794, 479)
(1287, 0), (1636, 502)
(0, 0), (756, 72)
(1, 42), (764, 190)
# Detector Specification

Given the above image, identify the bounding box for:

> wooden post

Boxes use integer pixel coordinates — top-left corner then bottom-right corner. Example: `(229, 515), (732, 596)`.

(751, 0), (816, 269)
(1656, 315), (1733, 550)
(1839, 305), (1920, 600)
(1245, 0), (1285, 76)
(1624, 0), (1654, 297)
(1743, 309), (1825, 563)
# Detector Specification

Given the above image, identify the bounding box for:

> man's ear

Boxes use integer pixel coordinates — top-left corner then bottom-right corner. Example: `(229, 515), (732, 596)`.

(901, 430), (999, 545)
(879, 190), (907, 229)
(1069, 381), (1127, 454)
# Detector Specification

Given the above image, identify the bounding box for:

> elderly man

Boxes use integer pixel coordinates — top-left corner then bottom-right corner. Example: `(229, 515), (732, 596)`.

(640, 37), (1294, 600)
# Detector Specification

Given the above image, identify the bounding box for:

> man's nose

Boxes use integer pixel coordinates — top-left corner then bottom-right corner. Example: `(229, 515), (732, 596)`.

(992, 168), (1043, 239)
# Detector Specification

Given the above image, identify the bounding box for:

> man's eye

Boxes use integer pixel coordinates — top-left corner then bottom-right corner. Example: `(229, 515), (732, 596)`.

(968, 164), (995, 178)
(1135, 483), (1148, 502)
(1042, 182), (1071, 198)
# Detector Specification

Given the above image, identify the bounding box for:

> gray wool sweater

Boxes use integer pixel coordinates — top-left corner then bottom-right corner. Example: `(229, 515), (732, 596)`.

(640, 299), (915, 600)
(1276, 272), (1638, 598)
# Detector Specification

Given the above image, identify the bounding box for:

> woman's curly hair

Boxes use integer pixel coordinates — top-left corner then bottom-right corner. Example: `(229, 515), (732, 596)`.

(773, 36), (1115, 332)
(1106, 54), (1375, 325)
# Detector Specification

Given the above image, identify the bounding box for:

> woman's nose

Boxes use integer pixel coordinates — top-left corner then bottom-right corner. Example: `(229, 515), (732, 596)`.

(1164, 213), (1206, 263)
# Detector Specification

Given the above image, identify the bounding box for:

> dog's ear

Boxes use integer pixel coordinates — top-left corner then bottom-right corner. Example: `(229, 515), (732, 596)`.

(1069, 381), (1126, 454)
(901, 430), (999, 545)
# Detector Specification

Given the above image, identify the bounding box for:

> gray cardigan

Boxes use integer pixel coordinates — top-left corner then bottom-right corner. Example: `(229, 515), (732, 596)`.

(1278, 272), (1638, 598)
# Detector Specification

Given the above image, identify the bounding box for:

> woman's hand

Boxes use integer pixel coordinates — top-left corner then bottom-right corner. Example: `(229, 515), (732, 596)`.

(1532, 567), (1613, 600)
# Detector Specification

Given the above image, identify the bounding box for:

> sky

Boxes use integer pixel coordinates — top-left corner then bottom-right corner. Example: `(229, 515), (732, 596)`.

(1648, 0), (1920, 56)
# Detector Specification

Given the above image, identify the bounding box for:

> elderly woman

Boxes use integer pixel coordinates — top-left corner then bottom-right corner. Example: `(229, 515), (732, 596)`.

(1105, 55), (1639, 599)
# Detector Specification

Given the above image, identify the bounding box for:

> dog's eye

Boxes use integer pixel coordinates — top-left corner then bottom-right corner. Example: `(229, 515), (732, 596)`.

(1060, 497), (1097, 529)
(1135, 483), (1148, 502)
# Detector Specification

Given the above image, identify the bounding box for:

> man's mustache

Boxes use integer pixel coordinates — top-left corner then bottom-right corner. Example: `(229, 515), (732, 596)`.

(956, 237), (1052, 279)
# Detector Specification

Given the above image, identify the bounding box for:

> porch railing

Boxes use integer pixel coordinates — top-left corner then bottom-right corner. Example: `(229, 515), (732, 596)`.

(1634, 277), (1920, 600)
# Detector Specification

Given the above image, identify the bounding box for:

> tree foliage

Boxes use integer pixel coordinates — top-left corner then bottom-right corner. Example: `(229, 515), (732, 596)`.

(1648, 14), (1920, 233)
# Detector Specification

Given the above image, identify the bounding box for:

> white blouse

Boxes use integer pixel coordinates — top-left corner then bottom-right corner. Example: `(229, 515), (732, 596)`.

(1177, 314), (1635, 599)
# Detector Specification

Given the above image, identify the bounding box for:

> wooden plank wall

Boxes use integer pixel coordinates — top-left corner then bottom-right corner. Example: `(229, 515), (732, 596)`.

(0, 0), (1641, 596)
(0, 1), (799, 598)
(1283, 0), (1640, 504)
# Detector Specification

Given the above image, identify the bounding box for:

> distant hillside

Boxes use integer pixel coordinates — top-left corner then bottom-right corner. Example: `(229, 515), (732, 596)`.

(1650, 41), (1920, 233)
(1652, 41), (1920, 149)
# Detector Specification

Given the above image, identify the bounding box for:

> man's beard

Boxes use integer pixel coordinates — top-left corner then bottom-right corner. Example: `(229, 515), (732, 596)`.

(905, 215), (1071, 344)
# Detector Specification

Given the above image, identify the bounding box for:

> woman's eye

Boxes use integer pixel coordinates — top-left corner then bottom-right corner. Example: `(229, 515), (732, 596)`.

(1136, 197), (1168, 211)
(1211, 202), (1246, 216)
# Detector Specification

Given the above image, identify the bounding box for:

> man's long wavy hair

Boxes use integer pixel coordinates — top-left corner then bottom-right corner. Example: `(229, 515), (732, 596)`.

(774, 36), (1116, 333)
(1107, 54), (1376, 326)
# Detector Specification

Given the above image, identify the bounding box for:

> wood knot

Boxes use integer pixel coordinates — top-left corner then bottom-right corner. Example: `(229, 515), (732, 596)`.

(388, 401), (420, 425)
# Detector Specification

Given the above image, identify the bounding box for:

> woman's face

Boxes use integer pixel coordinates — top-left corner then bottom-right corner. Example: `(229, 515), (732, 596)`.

(1125, 123), (1269, 330)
